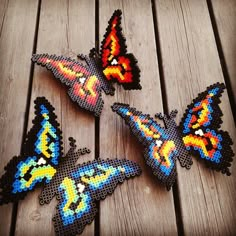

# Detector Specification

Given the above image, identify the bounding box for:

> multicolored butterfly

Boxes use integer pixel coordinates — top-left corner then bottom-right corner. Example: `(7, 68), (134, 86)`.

(0, 97), (63, 203)
(32, 10), (141, 116)
(0, 97), (141, 235)
(112, 83), (234, 190)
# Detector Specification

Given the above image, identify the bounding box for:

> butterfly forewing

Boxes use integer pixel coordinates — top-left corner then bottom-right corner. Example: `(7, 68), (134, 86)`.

(100, 10), (141, 90)
(52, 158), (141, 236)
(112, 103), (178, 189)
(0, 97), (63, 204)
(179, 83), (234, 175)
(32, 54), (104, 116)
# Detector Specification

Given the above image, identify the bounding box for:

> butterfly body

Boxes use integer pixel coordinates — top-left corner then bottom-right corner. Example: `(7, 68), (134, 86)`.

(112, 83), (234, 189)
(77, 49), (116, 96)
(155, 111), (193, 169)
(38, 138), (90, 205)
(32, 10), (141, 116)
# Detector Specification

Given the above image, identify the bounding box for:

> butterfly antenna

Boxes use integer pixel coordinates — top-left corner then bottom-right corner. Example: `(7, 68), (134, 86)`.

(169, 110), (178, 119)
(69, 137), (77, 149)
(77, 53), (90, 66)
(65, 138), (90, 165)
(155, 112), (170, 128)
(155, 112), (164, 120)
(155, 112), (168, 125)
(89, 48), (99, 58)
(66, 137), (78, 158)
(77, 147), (91, 156)
(68, 137), (90, 156)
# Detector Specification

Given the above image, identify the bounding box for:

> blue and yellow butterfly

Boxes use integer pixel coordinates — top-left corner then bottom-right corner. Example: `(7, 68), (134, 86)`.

(0, 97), (63, 203)
(0, 97), (141, 235)
(112, 83), (234, 190)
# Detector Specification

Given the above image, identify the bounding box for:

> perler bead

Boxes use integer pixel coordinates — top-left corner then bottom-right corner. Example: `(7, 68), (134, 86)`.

(0, 96), (142, 236)
(0, 97), (63, 204)
(32, 9), (141, 117)
(39, 137), (141, 236)
(112, 83), (234, 190)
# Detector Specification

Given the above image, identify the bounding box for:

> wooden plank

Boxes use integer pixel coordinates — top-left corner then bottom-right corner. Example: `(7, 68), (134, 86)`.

(0, 0), (8, 33)
(154, 0), (236, 234)
(210, 0), (236, 105)
(0, 0), (39, 235)
(99, 0), (178, 235)
(15, 0), (95, 235)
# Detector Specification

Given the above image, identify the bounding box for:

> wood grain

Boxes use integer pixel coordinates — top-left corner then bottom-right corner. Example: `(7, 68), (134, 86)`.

(210, 0), (236, 105)
(1, 0), (235, 235)
(154, 0), (236, 234)
(99, 0), (178, 235)
(15, 0), (95, 235)
(0, 0), (8, 35)
(0, 0), (38, 235)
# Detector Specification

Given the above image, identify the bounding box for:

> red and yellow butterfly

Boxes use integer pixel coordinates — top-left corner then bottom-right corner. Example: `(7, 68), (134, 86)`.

(32, 10), (141, 116)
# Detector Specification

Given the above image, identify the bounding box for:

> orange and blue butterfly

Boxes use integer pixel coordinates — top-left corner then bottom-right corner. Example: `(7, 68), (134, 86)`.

(32, 10), (141, 116)
(0, 97), (141, 235)
(112, 83), (234, 190)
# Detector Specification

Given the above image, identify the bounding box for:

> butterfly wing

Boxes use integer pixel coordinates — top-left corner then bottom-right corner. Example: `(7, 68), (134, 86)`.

(112, 103), (178, 189)
(0, 97), (63, 204)
(32, 54), (104, 116)
(179, 83), (234, 175)
(39, 145), (91, 205)
(53, 159), (141, 235)
(100, 10), (141, 90)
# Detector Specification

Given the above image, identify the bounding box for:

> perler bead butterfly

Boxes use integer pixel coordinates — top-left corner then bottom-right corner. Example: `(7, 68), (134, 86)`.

(32, 10), (141, 117)
(0, 97), (141, 235)
(112, 83), (234, 190)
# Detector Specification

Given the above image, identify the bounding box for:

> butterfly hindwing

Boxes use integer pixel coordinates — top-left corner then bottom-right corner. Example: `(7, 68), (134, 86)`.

(53, 158), (141, 236)
(32, 54), (104, 116)
(100, 10), (141, 90)
(0, 97), (63, 204)
(179, 83), (234, 175)
(112, 103), (178, 189)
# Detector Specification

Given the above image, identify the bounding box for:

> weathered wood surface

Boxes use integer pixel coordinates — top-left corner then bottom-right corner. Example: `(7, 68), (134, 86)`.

(0, 0), (235, 235)
(154, 0), (236, 235)
(15, 0), (95, 235)
(210, 0), (236, 105)
(0, 0), (39, 235)
(99, 0), (178, 235)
